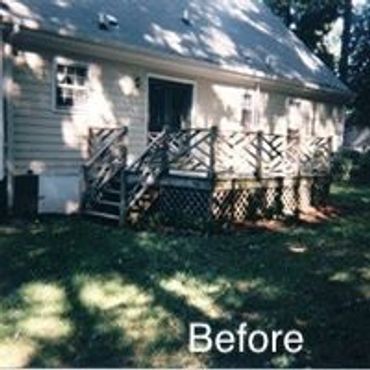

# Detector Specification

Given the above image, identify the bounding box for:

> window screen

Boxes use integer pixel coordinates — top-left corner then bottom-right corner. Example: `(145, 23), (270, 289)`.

(55, 63), (88, 109)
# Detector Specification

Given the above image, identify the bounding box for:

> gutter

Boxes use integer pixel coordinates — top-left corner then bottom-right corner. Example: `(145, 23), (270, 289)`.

(1, 20), (20, 211)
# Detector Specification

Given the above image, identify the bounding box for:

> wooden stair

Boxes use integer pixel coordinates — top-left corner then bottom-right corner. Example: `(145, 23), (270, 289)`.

(82, 128), (167, 225)
(84, 170), (161, 224)
(82, 127), (218, 226)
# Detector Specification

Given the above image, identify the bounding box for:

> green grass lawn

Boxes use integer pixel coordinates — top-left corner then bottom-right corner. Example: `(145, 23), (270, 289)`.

(0, 184), (369, 368)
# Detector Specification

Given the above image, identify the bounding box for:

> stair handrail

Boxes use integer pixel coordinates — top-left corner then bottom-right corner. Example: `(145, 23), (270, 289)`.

(124, 128), (170, 213)
(166, 129), (213, 170)
(84, 127), (127, 170)
(83, 127), (128, 208)
(128, 128), (169, 172)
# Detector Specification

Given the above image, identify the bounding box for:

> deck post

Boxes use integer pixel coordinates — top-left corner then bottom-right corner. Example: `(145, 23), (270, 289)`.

(119, 168), (128, 227)
(209, 126), (218, 178)
(283, 134), (288, 176)
(328, 136), (334, 174)
(79, 165), (88, 213)
(0, 30), (4, 183)
(121, 129), (130, 225)
(231, 178), (237, 224)
(160, 125), (170, 175)
(256, 131), (263, 179)
(4, 39), (14, 213)
(297, 134), (302, 178)
(207, 126), (218, 234)
(87, 128), (93, 158)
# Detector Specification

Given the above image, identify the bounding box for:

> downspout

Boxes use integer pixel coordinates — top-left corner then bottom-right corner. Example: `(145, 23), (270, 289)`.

(0, 27), (4, 182)
(3, 22), (20, 212)
(254, 82), (261, 131)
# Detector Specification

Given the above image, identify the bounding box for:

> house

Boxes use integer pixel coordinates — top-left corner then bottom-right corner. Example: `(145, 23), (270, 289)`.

(344, 125), (370, 153)
(0, 0), (351, 224)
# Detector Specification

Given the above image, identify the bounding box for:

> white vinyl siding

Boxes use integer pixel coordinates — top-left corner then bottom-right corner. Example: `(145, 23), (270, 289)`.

(12, 47), (345, 177)
(12, 49), (146, 175)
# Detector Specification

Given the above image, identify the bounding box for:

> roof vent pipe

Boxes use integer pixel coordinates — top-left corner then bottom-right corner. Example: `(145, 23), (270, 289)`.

(0, 1), (10, 12)
(98, 13), (119, 31)
(181, 9), (192, 26)
(0, 1), (12, 23)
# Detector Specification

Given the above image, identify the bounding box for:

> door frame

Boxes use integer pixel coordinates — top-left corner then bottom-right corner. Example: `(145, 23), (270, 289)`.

(145, 72), (197, 138)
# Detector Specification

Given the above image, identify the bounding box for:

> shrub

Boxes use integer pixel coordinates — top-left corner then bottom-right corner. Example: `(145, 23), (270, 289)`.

(332, 149), (361, 182)
(332, 149), (370, 184)
(353, 150), (370, 184)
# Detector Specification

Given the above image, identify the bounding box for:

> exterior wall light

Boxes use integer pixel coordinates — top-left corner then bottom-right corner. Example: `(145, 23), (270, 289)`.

(135, 77), (141, 89)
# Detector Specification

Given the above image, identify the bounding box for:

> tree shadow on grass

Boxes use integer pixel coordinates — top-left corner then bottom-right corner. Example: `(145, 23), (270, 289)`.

(28, 280), (135, 368)
(0, 185), (369, 367)
(0, 219), (137, 367)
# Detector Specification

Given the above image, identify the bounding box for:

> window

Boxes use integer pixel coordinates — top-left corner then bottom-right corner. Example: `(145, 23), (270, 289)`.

(148, 77), (194, 133)
(288, 98), (301, 108)
(241, 92), (254, 129)
(287, 98), (302, 131)
(55, 61), (89, 109)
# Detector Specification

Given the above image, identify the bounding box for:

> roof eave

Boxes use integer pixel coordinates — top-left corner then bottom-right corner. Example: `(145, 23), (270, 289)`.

(12, 23), (353, 104)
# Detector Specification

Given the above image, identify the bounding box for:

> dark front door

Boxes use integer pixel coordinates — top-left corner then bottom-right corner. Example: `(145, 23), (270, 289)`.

(148, 77), (193, 133)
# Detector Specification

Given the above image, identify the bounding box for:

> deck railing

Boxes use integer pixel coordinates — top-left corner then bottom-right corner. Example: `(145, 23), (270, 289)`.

(146, 128), (332, 178)
(146, 128), (216, 176)
(83, 126), (333, 225)
(86, 126), (333, 182)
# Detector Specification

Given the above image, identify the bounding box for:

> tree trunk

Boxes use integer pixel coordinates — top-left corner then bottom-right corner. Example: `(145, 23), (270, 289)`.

(285, 0), (293, 28)
(339, 0), (353, 83)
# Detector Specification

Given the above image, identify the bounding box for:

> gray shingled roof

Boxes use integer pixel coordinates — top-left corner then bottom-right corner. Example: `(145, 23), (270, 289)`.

(7, 0), (350, 95)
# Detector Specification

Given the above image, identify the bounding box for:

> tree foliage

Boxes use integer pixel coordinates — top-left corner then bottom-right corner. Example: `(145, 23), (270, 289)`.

(348, 3), (370, 127)
(266, 0), (370, 128)
(265, 0), (344, 69)
(339, 0), (353, 82)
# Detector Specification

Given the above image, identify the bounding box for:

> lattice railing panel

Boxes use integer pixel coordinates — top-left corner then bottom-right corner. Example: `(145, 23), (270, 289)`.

(260, 134), (285, 177)
(216, 131), (259, 176)
(166, 130), (213, 174)
(146, 130), (332, 179)
(300, 137), (332, 175)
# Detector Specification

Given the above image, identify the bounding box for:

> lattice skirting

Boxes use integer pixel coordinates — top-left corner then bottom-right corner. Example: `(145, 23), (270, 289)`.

(311, 177), (331, 207)
(149, 176), (330, 228)
(154, 186), (210, 227)
(213, 186), (287, 222)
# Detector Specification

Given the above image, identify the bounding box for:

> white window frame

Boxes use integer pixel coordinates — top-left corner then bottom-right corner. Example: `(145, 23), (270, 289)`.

(52, 57), (90, 113)
(145, 73), (198, 137)
(286, 97), (303, 132)
(241, 89), (257, 131)
(287, 97), (301, 108)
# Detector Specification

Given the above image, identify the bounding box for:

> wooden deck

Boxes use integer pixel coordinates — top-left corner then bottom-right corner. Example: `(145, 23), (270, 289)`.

(82, 127), (333, 228)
